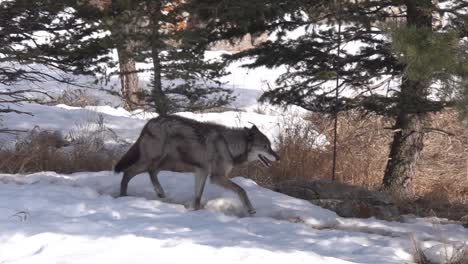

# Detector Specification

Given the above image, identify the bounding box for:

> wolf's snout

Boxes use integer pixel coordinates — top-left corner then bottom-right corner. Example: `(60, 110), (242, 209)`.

(271, 150), (280, 161)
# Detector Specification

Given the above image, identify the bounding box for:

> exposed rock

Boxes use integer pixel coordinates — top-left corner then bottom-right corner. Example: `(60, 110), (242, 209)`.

(275, 180), (401, 220)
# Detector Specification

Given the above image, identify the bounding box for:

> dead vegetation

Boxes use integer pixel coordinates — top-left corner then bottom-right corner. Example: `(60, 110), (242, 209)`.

(411, 235), (468, 264)
(0, 114), (124, 174)
(50, 89), (100, 107)
(234, 109), (468, 221)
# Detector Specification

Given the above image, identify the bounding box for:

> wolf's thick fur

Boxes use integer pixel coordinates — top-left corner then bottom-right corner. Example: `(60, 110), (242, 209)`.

(114, 115), (279, 214)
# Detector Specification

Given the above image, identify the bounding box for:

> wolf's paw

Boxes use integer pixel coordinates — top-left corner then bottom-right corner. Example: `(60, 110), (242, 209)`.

(184, 202), (203, 211)
(248, 209), (256, 215)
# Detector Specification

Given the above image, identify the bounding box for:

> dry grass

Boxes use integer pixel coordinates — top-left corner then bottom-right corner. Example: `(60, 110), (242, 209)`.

(411, 235), (432, 264)
(51, 89), (100, 107)
(234, 109), (468, 221)
(411, 235), (468, 264)
(411, 110), (468, 220)
(0, 115), (124, 174)
(234, 111), (393, 188)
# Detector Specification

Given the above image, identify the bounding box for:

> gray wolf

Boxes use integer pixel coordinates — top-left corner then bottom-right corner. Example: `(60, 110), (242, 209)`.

(114, 115), (280, 215)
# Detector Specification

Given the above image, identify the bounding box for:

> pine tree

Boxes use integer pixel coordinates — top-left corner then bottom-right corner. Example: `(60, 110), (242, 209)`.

(84, 0), (235, 114)
(145, 0), (234, 114)
(193, 0), (468, 195)
(83, 0), (234, 114)
(96, 0), (144, 110)
(0, 0), (113, 132)
(1, 0), (234, 115)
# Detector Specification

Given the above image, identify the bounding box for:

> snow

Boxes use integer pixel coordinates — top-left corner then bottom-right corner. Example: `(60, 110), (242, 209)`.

(423, 243), (467, 264)
(0, 39), (466, 264)
(0, 102), (303, 148)
(0, 171), (466, 264)
(0, 50), (273, 110)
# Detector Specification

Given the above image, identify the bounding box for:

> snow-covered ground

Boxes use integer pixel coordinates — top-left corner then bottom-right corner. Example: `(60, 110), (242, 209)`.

(0, 171), (466, 264)
(0, 48), (466, 264)
(0, 100), (465, 263)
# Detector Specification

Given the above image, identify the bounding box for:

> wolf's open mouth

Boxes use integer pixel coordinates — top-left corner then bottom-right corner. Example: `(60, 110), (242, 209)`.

(258, 154), (272, 167)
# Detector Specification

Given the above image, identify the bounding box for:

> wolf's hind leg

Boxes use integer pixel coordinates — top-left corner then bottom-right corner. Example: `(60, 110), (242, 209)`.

(148, 169), (165, 198)
(211, 176), (255, 215)
(193, 168), (209, 210)
(120, 162), (147, 197)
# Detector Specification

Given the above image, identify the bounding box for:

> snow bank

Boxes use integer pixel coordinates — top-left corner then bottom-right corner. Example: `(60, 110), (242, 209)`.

(0, 102), (319, 148)
(0, 171), (466, 264)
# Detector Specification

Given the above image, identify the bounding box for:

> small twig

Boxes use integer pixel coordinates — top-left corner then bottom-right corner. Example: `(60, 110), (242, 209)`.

(382, 127), (454, 136)
(423, 127), (455, 137)
(383, 126), (402, 133)
(411, 234), (432, 264)
(0, 128), (28, 135)
(9, 211), (29, 222)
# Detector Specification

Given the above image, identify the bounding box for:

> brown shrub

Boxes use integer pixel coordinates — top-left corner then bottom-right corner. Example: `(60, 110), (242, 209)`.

(233, 111), (393, 188)
(234, 109), (468, 221)
(410, 110), (468, 220)
(0, 116), (124, 174)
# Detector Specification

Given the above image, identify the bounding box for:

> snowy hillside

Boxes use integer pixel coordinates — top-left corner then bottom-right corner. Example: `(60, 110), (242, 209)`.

(0, 102), (313, 148)
(0, 171), (467, 264)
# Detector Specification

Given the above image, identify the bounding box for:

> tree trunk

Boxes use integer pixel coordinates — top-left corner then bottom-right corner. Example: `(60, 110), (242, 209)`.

(148, 0), (169, 115)
(383, 80), (428, 195)
(382, 0), (433, 195)
(88, 0), (141, 110)
(151, 45), (169, 115)
(110, 9), (142, 111)
(117, 43), (140, 110)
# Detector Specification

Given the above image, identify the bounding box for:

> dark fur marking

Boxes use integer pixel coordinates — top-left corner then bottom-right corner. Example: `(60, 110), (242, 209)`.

(114, 139), (140, 172)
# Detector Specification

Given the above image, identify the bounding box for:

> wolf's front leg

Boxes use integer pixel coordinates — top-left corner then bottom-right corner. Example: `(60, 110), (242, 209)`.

(192, 168), (209, 210)
(211, 175), (256, 215)
(148, 169), (166, 198)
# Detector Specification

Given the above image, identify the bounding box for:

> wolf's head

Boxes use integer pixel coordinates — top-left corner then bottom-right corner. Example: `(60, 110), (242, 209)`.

(246, 125), (280, 167)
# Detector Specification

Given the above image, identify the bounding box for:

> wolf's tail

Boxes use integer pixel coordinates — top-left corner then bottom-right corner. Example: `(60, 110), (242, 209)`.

(114, 140), (140, 173)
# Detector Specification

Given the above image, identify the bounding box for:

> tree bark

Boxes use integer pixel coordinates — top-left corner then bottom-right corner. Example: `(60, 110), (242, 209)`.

(96, 0), (141, 111)
(382, 0), (433, 196)
(117, 42), (140, 110)
(108, 6), (142, 111)
(383, 80), (428, 195)
(148, 0), (170, 115)
(151, 44), (169, 115)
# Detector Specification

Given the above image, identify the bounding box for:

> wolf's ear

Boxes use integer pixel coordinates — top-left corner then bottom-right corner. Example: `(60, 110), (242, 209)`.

(250, 125), (258, 131)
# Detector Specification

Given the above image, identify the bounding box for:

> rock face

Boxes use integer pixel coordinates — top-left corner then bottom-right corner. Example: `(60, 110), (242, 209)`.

(274, 180), (401, 220)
